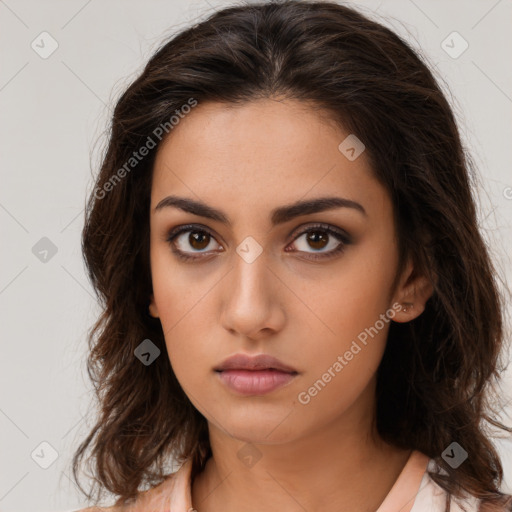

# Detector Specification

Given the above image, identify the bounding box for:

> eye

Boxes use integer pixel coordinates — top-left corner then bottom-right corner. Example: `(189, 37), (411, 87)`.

(166, 224), (222, 261)
(286, 223), (351, 260)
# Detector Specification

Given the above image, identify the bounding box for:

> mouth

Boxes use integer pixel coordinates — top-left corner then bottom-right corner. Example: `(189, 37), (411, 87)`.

(213, 353), (298, 373)
(214, 353), (298, 395)
(215, 368), (298, 395)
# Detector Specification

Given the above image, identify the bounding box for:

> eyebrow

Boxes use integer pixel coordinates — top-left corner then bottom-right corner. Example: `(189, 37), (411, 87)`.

(153, 195), (367, 226)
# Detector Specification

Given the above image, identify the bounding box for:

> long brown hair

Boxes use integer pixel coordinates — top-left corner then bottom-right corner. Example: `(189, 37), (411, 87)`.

(73, 1), (512, 510)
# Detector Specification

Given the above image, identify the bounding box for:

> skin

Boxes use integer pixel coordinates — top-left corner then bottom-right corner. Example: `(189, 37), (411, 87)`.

(145, 98), (433, 512)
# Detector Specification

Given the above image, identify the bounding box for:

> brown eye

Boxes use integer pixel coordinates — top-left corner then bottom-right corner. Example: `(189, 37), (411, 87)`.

(166, 225), (223, 261)
(188, 231), (211, 250)
(288, 223), (351, 260)
(172, 228), (220, 254)
(305, 230), (329, 250)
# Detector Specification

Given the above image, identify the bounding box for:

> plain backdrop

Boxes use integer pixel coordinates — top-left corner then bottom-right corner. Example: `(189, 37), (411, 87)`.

(1, 1), (511, 511)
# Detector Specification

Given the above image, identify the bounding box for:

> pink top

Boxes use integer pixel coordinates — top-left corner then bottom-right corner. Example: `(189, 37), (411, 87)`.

(123, 450), (482, 511)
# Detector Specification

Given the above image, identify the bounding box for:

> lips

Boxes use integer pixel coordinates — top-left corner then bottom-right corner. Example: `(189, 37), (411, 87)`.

(214, 353), (298, 373)
(214, 353), (299, 395)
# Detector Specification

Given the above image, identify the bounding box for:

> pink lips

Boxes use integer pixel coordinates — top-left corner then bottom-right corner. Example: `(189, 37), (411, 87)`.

(214, 353), (298, 395)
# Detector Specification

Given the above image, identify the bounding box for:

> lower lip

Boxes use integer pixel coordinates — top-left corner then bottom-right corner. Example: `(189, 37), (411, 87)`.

(216, 369), (297, 395)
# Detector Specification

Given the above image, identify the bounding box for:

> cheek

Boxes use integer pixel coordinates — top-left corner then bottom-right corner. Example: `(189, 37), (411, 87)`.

(149, 249), (204, 375)
(292, 245), (397, 409)
(150, 243), (209, 327)
(294, 303), (390, 426)
(296, 250), (395, 346)
(297, 302), (390, 393)
(159, 315), (215, 401)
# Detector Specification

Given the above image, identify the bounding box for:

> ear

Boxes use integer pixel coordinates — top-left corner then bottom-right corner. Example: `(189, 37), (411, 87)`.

(148, 294), (160, 318)
(390, 257), (434, 323)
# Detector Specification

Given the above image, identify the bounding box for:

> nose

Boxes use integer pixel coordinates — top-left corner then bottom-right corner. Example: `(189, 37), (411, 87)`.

(219, 249), (286, 340)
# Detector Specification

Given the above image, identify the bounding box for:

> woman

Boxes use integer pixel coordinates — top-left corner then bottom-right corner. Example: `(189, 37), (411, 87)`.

(72, 1), (512, 511)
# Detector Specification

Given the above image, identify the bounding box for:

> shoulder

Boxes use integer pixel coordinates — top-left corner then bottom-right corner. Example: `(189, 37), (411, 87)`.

(412, 478), (481, 511)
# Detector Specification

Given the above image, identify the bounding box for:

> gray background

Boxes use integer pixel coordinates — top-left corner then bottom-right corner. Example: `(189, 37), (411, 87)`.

(1, 1), (511, 511)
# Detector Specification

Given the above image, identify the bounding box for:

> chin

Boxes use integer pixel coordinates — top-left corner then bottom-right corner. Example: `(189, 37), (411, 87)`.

(210, 407), (302, 445)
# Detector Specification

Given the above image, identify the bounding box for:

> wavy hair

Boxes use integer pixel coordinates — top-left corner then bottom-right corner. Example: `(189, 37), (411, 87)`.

(73, 1), (512, 510)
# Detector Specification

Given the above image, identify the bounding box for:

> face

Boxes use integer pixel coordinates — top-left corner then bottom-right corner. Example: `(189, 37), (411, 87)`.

(148, 98), (427, 445)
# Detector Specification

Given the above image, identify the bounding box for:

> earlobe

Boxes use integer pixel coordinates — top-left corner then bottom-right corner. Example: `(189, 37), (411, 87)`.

(148, 295), (160, 318)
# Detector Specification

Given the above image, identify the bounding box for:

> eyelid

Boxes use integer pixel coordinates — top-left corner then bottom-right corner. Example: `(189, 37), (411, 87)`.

(166, 223), (224, 246)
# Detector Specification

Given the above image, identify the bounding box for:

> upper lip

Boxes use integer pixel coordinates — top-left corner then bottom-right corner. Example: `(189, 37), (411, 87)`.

(214, 353), (298, 373)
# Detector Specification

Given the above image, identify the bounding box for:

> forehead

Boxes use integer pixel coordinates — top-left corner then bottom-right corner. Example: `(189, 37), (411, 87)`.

(150, 99), (388, 219)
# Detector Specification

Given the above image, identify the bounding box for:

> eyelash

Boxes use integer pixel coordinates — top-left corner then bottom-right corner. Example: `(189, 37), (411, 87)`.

(165, 223), (351, 262)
